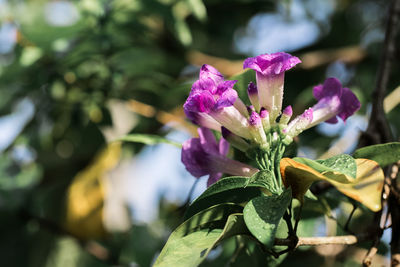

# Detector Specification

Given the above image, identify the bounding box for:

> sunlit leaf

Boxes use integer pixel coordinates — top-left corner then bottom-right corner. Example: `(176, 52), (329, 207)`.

(154, 203), (246, 267)
(243, 188), (291, 248)
(328, 158), (384, 212)
(293, 154), (357, 179)
(280, 158), (384, 211)
(185, 176), (265, 219)
(353, 142), (400, 167)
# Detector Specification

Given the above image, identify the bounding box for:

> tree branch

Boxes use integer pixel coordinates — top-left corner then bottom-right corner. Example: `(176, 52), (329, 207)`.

(274, 233), (371, 248)
(358, 0), (400, 147)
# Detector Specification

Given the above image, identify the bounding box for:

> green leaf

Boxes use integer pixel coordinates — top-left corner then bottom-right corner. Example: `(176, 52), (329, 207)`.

(317, 154), (357, 179)
(243, 188), (292, 248)
(116, 134), (181, 147)
(230, 70), (256, 103)
(245, 170), (280, 194)
(293, 154), (357, 180)
(353, 142), (400, 167)
(154, 203), (247, 267)
(185, 176), (265, 220)
(281, 158), (384, 211)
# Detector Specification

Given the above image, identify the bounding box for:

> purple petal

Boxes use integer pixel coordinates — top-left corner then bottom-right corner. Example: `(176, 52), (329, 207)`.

(184, 109), (196, 122)
(283, 105), (293, 116)
(199, 64), (224, 85)
(313, 77), (342, 101)
(181, 138), (209, 178)
(249, 111), (261, 126)
(260, 107), (269, 118)
(218, 137), (230, 156)
(325, 117), (339, 124)
(215, 89), (238, 110)
(243, 57), (260, 72)
(247, 82), (258, 96)
(244, 52), (301, 76)
(312, 84), (324, 100)
(198, 127), (218, 154)
(207, 172), (223, 187)
(183, 90), (215, 113)
(215, 80), (238, 95)
(191, 77), (217, 93)
(337, 87), (361, 122)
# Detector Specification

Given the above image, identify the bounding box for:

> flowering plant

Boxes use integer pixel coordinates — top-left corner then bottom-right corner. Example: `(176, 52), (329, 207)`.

(153, 52), (399, 267)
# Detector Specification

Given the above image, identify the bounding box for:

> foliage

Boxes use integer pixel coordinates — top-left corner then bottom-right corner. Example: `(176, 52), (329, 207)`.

(1, 0), (400, 266)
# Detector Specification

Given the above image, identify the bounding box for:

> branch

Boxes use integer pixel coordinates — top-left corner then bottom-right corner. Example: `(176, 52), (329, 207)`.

(274, 233), (371, 248)
(358, 0), (400, 147)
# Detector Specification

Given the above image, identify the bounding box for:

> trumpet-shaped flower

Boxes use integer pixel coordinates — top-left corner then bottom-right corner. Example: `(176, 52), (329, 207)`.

(243, 52), (301, 121)
(181, 127), (259, 186)
(309, 77), (360, 127)
(184, 64), (251, 139)
(284, 78), (360, 138)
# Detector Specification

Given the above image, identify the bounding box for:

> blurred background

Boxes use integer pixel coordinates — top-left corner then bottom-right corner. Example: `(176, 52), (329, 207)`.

(0, 0), (399, 266)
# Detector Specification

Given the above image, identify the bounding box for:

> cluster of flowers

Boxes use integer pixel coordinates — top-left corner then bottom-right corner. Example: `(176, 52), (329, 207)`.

(182, 52), (360, 187)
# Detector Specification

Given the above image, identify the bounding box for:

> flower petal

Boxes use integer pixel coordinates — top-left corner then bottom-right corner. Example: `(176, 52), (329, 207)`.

(337, 87), (361, 122)
(199, 64), (224, 85)
(184, 90), (215, 113)
(218, 137), (230, 156)
(313, 77), (343, 101)
(215, 88), (238, 110)
(181, 138), (209, 178)
(198, 127), (218, 154)
(207, 172), (223, 187)
(215, 80), (238, 95)
(244, 52), (301, 76)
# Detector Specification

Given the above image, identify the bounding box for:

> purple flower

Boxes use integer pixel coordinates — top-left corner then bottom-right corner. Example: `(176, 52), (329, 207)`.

(243, 52), (301, 122)
(184, 64), (251, 139)
(310, 77), (360, 126)
(283, 78), (360, 138)
(184, 64), (238, 113)
(182, 127), (259, 187)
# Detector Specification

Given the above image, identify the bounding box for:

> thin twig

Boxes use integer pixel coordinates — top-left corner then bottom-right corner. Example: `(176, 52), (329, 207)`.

(363, 239), (380, 267)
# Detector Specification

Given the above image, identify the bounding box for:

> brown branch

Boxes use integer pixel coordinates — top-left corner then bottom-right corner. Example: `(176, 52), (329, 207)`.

(358, 0), (399, 147)
(274, 233), (371, 248)
(363, 239), (380, 267)
(356, 0), (400, 265)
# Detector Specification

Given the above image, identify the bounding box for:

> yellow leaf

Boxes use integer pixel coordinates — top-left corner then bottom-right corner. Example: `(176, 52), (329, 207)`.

(65, 142), (121, 240)
(328, 159), (384, 212)
(280, 158), (383, 211)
